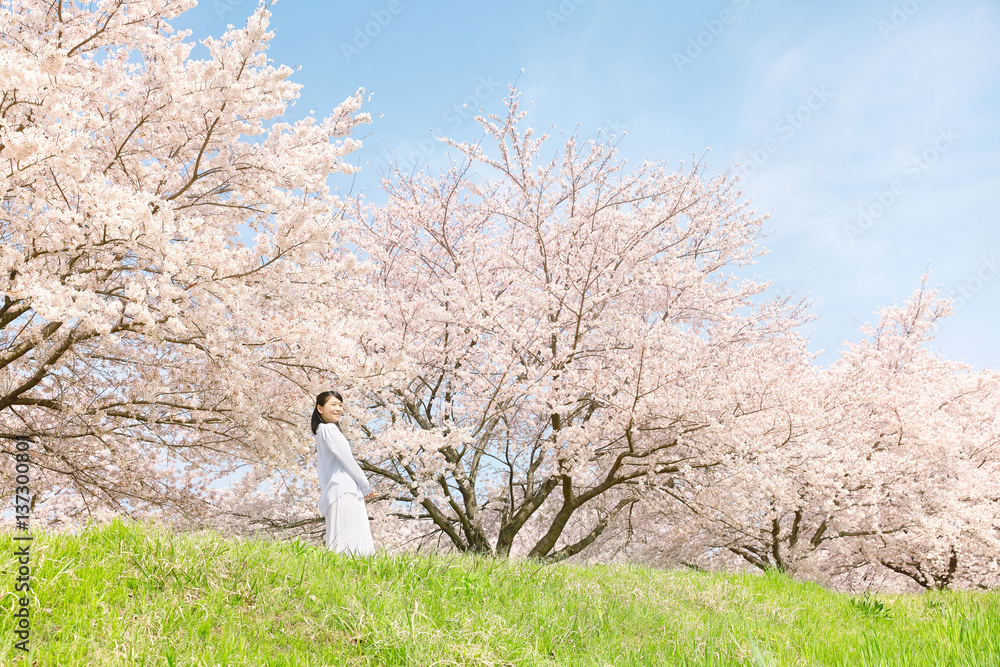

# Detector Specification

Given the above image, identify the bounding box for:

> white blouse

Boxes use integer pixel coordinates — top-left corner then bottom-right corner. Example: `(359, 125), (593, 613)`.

(315, 422), (374, 516)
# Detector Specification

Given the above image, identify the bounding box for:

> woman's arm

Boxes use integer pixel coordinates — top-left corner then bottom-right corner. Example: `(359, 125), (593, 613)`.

(319, 425), (374, 495)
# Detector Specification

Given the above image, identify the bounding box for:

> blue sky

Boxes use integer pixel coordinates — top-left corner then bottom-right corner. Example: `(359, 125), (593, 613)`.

(175, 0), (1000, 370)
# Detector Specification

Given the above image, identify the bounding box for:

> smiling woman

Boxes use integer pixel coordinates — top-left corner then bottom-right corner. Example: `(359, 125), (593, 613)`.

(311, 391), (377, 556)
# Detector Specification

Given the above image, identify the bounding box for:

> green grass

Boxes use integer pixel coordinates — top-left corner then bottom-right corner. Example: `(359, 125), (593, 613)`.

(0, 518), (997, 666)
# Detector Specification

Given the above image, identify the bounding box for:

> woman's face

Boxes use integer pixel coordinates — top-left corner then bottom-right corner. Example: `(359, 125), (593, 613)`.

(317, 395), (344, 424)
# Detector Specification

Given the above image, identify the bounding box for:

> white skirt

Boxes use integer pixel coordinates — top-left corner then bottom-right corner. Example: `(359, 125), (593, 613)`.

(325, 493), (375, 556)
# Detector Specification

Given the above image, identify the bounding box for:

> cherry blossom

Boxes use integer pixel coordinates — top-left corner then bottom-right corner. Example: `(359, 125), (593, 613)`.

(1, 0), (371, 528)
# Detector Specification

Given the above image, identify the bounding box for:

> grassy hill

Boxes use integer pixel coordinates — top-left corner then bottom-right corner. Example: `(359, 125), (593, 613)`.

(0, 518), (997, 666)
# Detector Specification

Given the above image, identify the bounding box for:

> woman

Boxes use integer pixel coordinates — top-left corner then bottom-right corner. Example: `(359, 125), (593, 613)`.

(312, 390), (376, 556)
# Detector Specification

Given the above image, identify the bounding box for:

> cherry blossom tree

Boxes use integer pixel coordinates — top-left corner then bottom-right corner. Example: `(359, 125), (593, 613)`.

(5, 1), (991, 588)
(628, 282), (1000, 591)
(834, 286), (1000, 590)
(332, 89), (816, 561)
(1, 0), (373, 528)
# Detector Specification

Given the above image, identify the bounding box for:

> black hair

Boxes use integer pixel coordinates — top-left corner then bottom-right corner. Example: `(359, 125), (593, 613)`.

(311, 390), (345, 435)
